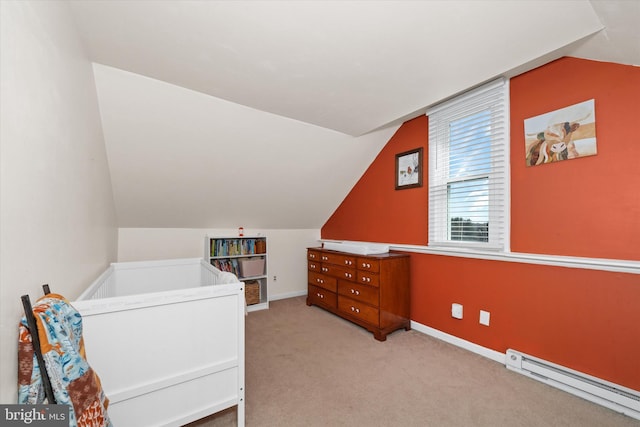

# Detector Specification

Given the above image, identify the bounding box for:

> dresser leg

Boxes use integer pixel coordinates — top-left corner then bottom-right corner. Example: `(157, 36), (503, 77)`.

(373, 331), (387, 342)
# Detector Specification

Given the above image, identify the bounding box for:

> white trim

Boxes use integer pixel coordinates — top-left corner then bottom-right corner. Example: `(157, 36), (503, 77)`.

(428, 78), (510, 252)
(427, 78), (506, 116)
(502, 80), (511, 253)
(246, 301), (269, 312)
(319, 239), (640, 275)
(269, 289), (308, 301)
(410, 320), (505, 364)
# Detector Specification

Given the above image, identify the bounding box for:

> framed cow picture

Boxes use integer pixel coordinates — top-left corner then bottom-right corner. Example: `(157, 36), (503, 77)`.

(524, 99), (597, 167)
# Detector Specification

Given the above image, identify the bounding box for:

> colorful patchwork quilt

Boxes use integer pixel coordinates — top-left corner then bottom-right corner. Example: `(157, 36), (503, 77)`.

(18, 293), (111, 427)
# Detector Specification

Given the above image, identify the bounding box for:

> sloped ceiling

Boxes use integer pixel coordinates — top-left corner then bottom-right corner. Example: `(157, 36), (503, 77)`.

(67, 0), (639, 229)
(92, 63), (397, 229)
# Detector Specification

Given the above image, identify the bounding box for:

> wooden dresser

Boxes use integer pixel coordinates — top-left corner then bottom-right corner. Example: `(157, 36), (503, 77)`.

(306, 247), (410, 341)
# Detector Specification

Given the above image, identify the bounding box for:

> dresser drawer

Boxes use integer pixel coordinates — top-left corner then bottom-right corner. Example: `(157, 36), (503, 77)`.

(357, 258), (380, 273)
(308, 284), (337, 309)
(308, 271), (337, 292)
(319, 252), (356, 267)
(338, 281), (379, 307)
(356, 271), (380, 287)
(322, 264), (356, 281)
(338, 296), (379, 326)
(308, 260), (321, 272)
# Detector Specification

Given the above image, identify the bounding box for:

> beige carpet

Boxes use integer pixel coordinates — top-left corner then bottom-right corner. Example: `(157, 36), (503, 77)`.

(187, 296), (637, 427)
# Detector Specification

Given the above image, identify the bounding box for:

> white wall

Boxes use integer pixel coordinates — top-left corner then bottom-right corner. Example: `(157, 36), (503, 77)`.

(92, 62), (397, 230)
(0, 1), (118, 402)
(118, 228), (320, 299)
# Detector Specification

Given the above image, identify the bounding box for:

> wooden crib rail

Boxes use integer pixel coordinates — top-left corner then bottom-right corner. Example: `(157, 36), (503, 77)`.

(20, 284), (56, 403)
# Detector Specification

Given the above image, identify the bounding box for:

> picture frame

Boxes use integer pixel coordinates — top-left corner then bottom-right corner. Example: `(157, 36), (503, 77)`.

(524, 99), (596, 167)
(395, 147), (423, 190)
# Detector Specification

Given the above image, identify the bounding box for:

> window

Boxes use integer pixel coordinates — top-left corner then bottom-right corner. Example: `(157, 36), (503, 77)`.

(428, 79), (509, 251)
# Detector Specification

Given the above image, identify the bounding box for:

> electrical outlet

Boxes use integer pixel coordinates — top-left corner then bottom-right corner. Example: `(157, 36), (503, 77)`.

(451, 303), (463, 319)
(273, 275), (277, 281)
(480, 310), (490, 326)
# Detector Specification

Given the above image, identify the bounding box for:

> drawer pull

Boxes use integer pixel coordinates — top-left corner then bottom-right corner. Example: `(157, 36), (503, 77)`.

(362, 277), (371, 283)
(322, 267), (328, 272)
(350, 306), (360, 313)
(345, 260), (353, 265)
(350, 289), (360, 295)
(317, 293), (324, 299)
(310, 254), (316, 259)
(344, 273), (352, 278)
(362, 262), (371, 268)
(317, 279), (324, 284)
(322, 256), (328, 261)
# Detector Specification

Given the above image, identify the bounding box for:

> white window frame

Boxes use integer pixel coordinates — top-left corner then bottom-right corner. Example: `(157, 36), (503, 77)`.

(428, 79), (510, 252)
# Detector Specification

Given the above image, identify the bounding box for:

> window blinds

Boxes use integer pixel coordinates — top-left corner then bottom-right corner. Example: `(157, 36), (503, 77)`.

(427, 79), (509, 251)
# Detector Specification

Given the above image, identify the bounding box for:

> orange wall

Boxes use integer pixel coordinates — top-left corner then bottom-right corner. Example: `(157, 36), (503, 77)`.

(323, 116), (429, 245)
(511, 58), (640, 259)
(322, 58), (640, 391)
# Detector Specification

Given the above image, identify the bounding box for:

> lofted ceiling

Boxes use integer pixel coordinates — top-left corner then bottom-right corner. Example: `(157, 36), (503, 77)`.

(67, 0), (639, 229)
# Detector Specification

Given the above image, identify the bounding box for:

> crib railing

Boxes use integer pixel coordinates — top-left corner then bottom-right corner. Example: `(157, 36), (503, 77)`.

(77, 259), (238, 302)
(77, 265), (116, 300)
(200, 259), (221, 286)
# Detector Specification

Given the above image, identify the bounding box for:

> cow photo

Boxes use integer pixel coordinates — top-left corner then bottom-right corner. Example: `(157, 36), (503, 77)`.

(524, 99), (597, 167)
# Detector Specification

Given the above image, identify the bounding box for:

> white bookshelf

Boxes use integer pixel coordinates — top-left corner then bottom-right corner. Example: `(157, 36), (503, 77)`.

(205, 235), (268, 311)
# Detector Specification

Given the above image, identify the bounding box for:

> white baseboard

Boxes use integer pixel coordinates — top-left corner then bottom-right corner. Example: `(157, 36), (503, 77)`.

(269, 289), (307, 301)
(410, 320), (505, 364)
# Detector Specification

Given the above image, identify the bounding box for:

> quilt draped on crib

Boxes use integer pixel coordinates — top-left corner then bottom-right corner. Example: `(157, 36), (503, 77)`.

(18, 293), (112, 427)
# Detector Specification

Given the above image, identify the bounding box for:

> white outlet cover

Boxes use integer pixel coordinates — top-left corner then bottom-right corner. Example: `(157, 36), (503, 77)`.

(480, 310), (490, 326)
(452, 303), (463, 319)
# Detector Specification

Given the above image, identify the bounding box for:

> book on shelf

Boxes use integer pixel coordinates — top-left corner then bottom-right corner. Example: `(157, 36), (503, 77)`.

(210, 237), (266, 257)
(210, 258), (240, 276)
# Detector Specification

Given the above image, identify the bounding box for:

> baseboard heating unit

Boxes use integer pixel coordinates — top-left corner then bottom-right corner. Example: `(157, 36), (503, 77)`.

(505, 349), (640, 420)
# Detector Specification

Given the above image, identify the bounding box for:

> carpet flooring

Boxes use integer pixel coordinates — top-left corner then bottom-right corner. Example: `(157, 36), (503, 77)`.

(187, 296), (638, 427)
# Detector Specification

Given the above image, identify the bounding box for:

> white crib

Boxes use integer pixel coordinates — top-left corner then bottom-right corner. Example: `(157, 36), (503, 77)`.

(72, 258), (245, 427)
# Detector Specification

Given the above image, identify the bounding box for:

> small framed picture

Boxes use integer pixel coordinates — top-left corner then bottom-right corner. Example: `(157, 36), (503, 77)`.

(395, 148), (423, 190)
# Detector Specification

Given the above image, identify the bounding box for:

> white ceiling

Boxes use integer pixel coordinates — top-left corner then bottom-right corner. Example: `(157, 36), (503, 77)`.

(91, 62), (397, 229)
(67, 0), (640, 229)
